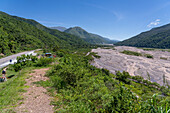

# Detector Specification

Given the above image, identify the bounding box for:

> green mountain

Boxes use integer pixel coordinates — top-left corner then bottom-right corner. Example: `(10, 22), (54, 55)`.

(64, 27), (119, 44)
(0, 11), (88, 55)
(12, 16), (89, 48)
(115, 24), (170, 48)
(49, 26), (67, 32)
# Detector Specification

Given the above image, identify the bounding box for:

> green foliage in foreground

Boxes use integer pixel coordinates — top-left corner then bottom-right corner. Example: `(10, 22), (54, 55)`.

(13, 54), (54, 71)
(0, 48), (169, 112)
(40, 53), (170, 112)
(0, 67), (34, 112)
(13, 54), (37, 71)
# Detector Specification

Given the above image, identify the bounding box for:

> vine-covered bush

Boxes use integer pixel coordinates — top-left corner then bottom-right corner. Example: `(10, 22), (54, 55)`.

(13, 54), (37, 71)
(44, 54), (170, 112)
(35, 57), (54, 67)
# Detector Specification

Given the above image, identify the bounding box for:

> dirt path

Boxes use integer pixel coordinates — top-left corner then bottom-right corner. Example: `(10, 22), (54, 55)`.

(15, 68), (54, 113)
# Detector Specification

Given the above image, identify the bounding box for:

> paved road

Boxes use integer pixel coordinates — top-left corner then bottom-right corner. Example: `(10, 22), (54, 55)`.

(0, 50), (36, 69)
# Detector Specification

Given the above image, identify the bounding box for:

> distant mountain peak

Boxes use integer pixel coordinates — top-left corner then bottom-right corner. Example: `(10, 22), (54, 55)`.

(64, 26), (119, 44)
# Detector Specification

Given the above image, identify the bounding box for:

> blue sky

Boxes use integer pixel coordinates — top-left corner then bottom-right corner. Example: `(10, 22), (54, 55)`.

(1, 0), (170, 41)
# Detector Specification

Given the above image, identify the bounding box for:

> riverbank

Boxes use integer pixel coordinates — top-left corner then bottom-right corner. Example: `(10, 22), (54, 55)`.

(92, 46), (170, 85)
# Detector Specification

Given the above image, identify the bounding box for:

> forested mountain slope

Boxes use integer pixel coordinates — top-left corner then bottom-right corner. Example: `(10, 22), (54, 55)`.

(12, 16), (89, 48)
(0, 11), (65, 54)
(0, 11), (89, 55)
(115, 24), (170, 48)
(64, 27), (119, 44)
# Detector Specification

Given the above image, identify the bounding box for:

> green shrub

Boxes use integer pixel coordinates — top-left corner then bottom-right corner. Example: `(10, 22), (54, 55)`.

(144, 54), (153, 58)
(85, 54), (94, 61)
(131, 75), (144, 83)
(116, 71), (131, 84)
(13, 63), (22, 72)
(143, 48), (155, 51)
(140, 94), (170, 112)
(13, 54), (37, 71)
(121, 50), (142, 56)
(40, 53), (169, 112)
(35, 57), (53, 67)
(160, 57), (167, 60)
(89, 52), (101, 58)
(56, 51), (65, 57)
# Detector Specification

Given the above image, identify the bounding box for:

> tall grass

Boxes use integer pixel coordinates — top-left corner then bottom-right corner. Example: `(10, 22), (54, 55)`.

(0, 67), (34, 112)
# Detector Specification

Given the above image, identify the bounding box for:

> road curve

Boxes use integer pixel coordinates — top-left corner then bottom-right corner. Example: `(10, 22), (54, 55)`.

(0, 50), (36, 69)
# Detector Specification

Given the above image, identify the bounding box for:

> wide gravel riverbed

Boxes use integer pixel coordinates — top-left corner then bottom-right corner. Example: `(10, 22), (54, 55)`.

(92, 46), (170, 85)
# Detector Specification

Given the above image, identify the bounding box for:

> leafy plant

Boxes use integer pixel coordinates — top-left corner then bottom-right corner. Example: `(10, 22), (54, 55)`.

(13, 54), (38, 71)
(35, 57), (53, 67)
(144, 54), (153, 58)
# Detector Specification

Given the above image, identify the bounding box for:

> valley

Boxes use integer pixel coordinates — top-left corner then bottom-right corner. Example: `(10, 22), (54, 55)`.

(0, 3), (170, 112)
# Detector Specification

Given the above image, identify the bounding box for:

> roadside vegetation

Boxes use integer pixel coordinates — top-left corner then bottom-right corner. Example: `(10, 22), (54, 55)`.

(0, 48), (170, 112)
(1, 10), (169, 113)
(35, 49), (169, 112)
(0, 67), (36, 112)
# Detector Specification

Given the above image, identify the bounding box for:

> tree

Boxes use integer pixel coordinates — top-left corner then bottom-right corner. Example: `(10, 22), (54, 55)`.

(52, 45), (59, 52)
(163, 74), (166, 86)
(147, 71), (151, 81)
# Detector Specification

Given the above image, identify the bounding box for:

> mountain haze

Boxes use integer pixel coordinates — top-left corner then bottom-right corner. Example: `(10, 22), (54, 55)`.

(49, 26), (67, 32)
(64, 27), (119, 44)
(115, 23), (170, 48)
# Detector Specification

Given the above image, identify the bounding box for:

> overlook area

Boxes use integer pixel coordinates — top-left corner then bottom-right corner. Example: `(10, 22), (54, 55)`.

(0, 0), (170, 112)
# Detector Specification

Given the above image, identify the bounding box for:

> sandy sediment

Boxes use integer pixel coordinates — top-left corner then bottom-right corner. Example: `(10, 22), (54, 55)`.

(92, 46), (170, 85)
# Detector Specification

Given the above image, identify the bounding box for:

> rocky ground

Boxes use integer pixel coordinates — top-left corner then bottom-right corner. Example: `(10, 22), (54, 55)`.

(92, 46), (170, 85)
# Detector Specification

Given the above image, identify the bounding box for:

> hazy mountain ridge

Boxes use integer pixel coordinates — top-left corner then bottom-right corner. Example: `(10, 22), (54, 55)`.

(64, 27), (119, 44)
(49, 26), (67, 32)
(115, 23), (170, 48)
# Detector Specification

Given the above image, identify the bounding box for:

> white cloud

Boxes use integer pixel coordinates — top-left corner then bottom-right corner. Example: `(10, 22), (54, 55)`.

(112, 11), (124, 21)
(147, 19), (160, 27)
(85, 3), (124, 21)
